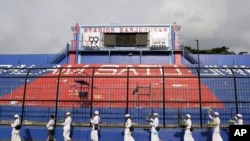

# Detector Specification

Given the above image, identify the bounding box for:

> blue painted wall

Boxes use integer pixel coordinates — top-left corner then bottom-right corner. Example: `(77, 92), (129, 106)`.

(0, 54), (55, 65)
(80, 51), (171, 64)
(199, 54), (250, 66)
(2, 53), (250, 66)
(0, 125), (229, 141)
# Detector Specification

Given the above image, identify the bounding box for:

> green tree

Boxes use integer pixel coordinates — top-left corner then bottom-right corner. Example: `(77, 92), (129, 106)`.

(184, 46), (235, 54)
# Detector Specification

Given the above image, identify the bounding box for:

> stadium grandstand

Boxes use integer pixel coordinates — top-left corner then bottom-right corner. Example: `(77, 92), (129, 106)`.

(0, 23), (250, 140)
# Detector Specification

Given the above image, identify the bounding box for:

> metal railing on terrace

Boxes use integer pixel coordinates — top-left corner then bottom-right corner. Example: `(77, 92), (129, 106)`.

(0, 66), (250, 128)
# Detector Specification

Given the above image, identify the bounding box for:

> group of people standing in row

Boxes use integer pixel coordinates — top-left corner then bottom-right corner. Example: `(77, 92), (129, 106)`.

(47, 112), (72, 141)
(10, 112), (72, 141)
(183, 111), (243, 141)
(88, 111), (162, 141)
(10, 111), (244, 141)
(208, 112), (243, 141)
(10, 111), (159, 141)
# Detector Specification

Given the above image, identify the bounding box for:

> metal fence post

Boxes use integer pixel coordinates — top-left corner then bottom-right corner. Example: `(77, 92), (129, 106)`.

(196, 66), (203, 127)
(162, 67), (166, 127)
(196, 39), (203, 127)
(90, 68), (96, 122)
(231, 68), (239, 114)
(126, 67), (130, 114)
(54, 67), (63, 126)
(20, 68), (32, 125)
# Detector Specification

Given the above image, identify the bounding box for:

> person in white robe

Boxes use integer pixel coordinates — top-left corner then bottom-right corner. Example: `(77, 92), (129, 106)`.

(90, 111), (100, 141)
(149, 113), (161, 141)
(11, 114), (21, 141)
(62, 112), (72, 141)
(234, 114), (243, 125)
(124, 114), (135, 141)
(209, 112), (223, 141)
(183, 114), (194, 141)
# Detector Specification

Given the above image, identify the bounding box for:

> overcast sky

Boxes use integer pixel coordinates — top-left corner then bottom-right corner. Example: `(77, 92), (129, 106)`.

(1, 0), (250, 54)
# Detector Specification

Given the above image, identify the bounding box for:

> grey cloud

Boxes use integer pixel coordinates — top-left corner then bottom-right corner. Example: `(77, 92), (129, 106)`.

(0, 0), (250, 54)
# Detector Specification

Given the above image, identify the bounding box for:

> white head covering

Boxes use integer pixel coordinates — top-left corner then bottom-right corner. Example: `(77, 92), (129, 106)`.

(214, 112), (219, 116)
(154, 113), (159, 116)
(95, 111), (99, 115)
(186, 114), (191, 118)
(236, 114), (242, 118)
(125, 114), (130, 117)
(14, 114), (19, 118)
(66, 112), (71, 115)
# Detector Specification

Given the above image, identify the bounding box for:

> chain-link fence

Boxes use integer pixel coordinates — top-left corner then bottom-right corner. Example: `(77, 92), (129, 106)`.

(0, 66), (250, 128)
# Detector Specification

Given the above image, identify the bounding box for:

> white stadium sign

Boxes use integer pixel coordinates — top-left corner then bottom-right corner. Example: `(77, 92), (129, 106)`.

(149, 32), (169, 48)
(82, 32), (101, 47)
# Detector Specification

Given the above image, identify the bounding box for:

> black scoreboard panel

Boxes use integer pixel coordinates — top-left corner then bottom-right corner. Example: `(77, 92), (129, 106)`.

(104, 33), (148, 47)
(104, 34), (116, 46)
(136, 33), (148, 46)
(116, 33), (136, 46)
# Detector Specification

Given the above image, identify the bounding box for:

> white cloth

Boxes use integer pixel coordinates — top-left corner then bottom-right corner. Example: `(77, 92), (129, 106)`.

(234, 117), (243, 125)
(90, 115), (100, 130)
(11, 118), (21, 141)
(90, 115), (100, 141)
(151, 127), (160, 141)
(91, 130), (98, 141)
(184, 119), (194, 141)
(209, 115), (223, 141)
(150, 117), (159, 128)
(124, 118), (134, 141)
(11, 134), (21, 141)
(47, 119), (55, 130)
(63, 129), (71, 141)
(63, 116), (72, 141)
(150, 117), (160, 141)
(235, 119), (243, 125)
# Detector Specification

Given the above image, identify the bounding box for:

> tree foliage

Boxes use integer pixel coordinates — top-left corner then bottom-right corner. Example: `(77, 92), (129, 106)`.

(184, 46), (236, 54)
(239, 51), (248, 55)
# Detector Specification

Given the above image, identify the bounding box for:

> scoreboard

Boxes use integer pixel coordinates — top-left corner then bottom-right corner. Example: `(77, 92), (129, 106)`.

(74, 25), (175, 50)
